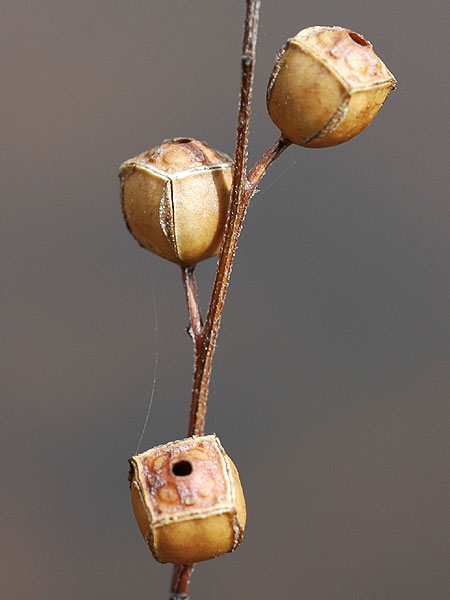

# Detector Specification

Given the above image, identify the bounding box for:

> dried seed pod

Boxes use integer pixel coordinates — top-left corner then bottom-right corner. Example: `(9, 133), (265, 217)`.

(267, 26), (396, 148)
(120, 138), (233, 266)
(128, 435), (246, 564)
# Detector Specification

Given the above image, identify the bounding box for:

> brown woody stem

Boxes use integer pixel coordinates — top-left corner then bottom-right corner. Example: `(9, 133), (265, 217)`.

(181, 266), (203, 361)
(169, 564), (194, 599)
(187, 133), (291, 437)
(171, 2), (291, 598)
(246, 135), (291, 198)
(187, 0), (261, 438)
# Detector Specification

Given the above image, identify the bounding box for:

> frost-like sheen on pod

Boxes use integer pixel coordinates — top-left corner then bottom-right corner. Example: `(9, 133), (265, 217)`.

(120, 138), (233, 266)
(267, 26), (397, 148)
(128, 435), (246, 564)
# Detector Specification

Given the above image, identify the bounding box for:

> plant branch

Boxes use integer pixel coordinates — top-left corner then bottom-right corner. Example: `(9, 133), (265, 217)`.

(172, 3), (290, 598)
(246, 135), (291, 199)
(188, 0), (261, 438)
(187, 132), (291, 437)
(169, 564), (194, 600)
(171, 3), (261, 598)
(181, 266), (203, 360)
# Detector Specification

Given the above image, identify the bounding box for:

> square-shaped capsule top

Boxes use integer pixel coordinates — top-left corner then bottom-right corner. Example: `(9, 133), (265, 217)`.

(130, 435), (239, 525)
(129, 434), (246, 563)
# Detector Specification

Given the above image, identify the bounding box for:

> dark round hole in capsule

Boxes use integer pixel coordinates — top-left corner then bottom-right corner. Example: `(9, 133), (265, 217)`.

(172, 460), (193, 476)
(348, 31), (369, 46)
(173, 137), (194, 144)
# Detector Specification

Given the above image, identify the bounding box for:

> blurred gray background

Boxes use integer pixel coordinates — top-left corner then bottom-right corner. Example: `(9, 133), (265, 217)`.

(2, 1), (449, 598)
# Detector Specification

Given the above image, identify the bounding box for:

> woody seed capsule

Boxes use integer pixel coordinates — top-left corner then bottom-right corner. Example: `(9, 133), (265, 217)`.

(267, 26), (396, 148)
(120, 138), (233, 266)
(128, 435), (246, 564)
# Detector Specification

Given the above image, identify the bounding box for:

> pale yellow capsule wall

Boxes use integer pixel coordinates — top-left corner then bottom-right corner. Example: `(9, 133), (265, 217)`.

(120, 139), (233, 266)
(129, 435), (246, 564)
(267, 26), (396, 147)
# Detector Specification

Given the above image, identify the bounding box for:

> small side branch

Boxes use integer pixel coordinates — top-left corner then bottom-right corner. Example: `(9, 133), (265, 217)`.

(246, 135), (291, 199)
(181, 266), (203, 357)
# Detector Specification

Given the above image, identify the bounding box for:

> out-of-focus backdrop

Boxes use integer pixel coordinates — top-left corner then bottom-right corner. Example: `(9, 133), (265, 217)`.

(2, 1), (449, 598)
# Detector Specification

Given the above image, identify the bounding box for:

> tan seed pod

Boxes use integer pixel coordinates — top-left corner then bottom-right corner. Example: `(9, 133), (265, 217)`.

(267, 26), (396, 148)
(120, 138), (233, 266)
(128, 434), (246, 564)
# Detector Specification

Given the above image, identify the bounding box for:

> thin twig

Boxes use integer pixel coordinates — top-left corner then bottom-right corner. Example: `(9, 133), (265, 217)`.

(171, 3), (291, 598)
(171, 3), (262, 598)
(188, 133), (291, 436)
(188, 0), (261, 437)
(246, 136), (291, 199)
(170, 564), (194, 599)
(181, 266), (203, 359)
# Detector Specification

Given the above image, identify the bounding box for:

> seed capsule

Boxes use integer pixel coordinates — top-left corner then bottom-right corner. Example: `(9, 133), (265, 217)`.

(267, 26), (396, 148)
(128, 435), (246, 564)
(120, 138), (233, 266)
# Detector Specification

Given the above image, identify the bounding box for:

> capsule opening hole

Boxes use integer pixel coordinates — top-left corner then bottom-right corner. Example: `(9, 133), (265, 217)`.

(172, 460), (193, 476)
(348, 31), (368, 46)
(173, 138), (193, 144)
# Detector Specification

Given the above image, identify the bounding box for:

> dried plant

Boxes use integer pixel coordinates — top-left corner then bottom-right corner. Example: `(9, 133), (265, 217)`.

(119, 2), (396, 598)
